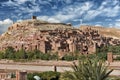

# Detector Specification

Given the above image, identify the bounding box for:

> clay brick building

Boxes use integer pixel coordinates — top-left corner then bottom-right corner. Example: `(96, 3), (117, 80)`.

(0, 17), (120, 56)
(0, 72), (10, 80)
(0, 70), (27, 80)
(0, 70), (14, 80)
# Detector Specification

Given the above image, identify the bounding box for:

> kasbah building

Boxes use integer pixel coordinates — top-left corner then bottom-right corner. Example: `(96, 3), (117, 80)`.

(0, 16), (120, 57)
(0, 16), (120, 80)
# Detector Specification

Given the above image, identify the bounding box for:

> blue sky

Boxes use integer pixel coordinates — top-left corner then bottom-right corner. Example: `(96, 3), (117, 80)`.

(0, 0), (120, 33)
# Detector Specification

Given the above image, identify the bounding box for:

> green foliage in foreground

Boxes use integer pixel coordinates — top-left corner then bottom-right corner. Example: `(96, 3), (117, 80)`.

(0, 46), (108, 61)
(0, 47), (109, 61)
(96, 45), (120, 55)
(96, 45), (120, 60)
(0, 46), (59, 60)
(27, 71), (61, 80)
(0, 46), (79, 61)
(27, 56), (117, 80)
(1, 45), (120, 61)
(60, 56), (113, 80)
(61, 54), (77, 61)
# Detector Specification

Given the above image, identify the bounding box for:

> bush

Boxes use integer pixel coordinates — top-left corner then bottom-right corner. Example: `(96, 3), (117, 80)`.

(0, 51), (4, 59)
(60, 56), (113, 80)
(96, 52), (107, 60)
(49, 54), (59, 60)
(27, 71), (61, 80)
(61, 54), (77, 61)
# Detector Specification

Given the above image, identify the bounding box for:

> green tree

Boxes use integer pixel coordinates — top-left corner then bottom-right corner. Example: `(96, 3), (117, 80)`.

(4, 46), (15, 59)
(33, 49), (41, 59)
(108, 46), (120, 55)
(41, 71), (60, 80)
(27, 71), (60, 80)
(0, 51), (4, 59)
(26, 51), (34, 60)
(60, 56), (113, 80)
(15, 47), (27, 59)
(61, 54), (77, 61)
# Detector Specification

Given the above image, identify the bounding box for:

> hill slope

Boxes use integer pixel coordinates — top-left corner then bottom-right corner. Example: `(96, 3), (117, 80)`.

(80, 25), (120, 39)
(0, 19), (120, 55)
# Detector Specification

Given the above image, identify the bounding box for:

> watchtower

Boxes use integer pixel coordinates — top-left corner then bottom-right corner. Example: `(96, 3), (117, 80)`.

(32, 16), (37, 20)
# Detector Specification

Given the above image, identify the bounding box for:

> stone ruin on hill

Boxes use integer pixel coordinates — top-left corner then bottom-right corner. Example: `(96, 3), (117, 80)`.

(0, 16), (120, 57)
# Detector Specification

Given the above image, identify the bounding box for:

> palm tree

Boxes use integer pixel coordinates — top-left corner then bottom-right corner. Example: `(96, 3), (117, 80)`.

(60, 56), (113, 80)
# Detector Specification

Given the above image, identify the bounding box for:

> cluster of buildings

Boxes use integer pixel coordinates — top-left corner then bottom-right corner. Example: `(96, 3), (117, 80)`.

(0, 16), (120, 57)
(0, 70), (27, 80)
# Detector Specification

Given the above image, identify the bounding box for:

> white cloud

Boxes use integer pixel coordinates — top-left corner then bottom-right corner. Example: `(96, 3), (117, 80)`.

(84, 0), (120, 21)
(105, 19), (112, 21)
(65, 0), (73, 4)
(2, 0), (41, 14)
(108, 23), (113, 28)
(12, 0), (34, 4)
(115, 19), (120, 22)
(81, 2), (93, 11)
(114, 22), (120, 28)
(2, 0), (32, 6)
(38, 16), (60, 23)
(2, 0), (17, 6)
(47, 18), (60, 23)
(95, 24), (102, 27)
(2, 0), (120, 29)
(44, 0), (120, 22)
(96, 22), (102, 24)
(17, 19), (23, 22)
(83, 10), (101, 21)
(102, 5), (120, 17)
(0, 19), (13, 33)
(0, 19), (13, 25)
(17, 0), (30, 3)
(112, 0), (119, 5)
(38, 1), (93, 23)
(53, 14), (75, 22)
(38, 16), (49, 21)
(19, 5), (41, 13)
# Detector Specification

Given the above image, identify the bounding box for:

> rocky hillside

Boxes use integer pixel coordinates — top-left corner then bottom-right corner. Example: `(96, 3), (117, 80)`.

(0, 19), (73, 43)
(80, 25), (120, 39)
(0, 18), (120, 55)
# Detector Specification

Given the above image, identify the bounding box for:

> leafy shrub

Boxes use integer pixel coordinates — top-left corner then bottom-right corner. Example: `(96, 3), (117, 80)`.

(96, 52), (107, 60)
(27, 71), (61, 80)
(60, 56), (113, 80)
(61, 54), (77, 61)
